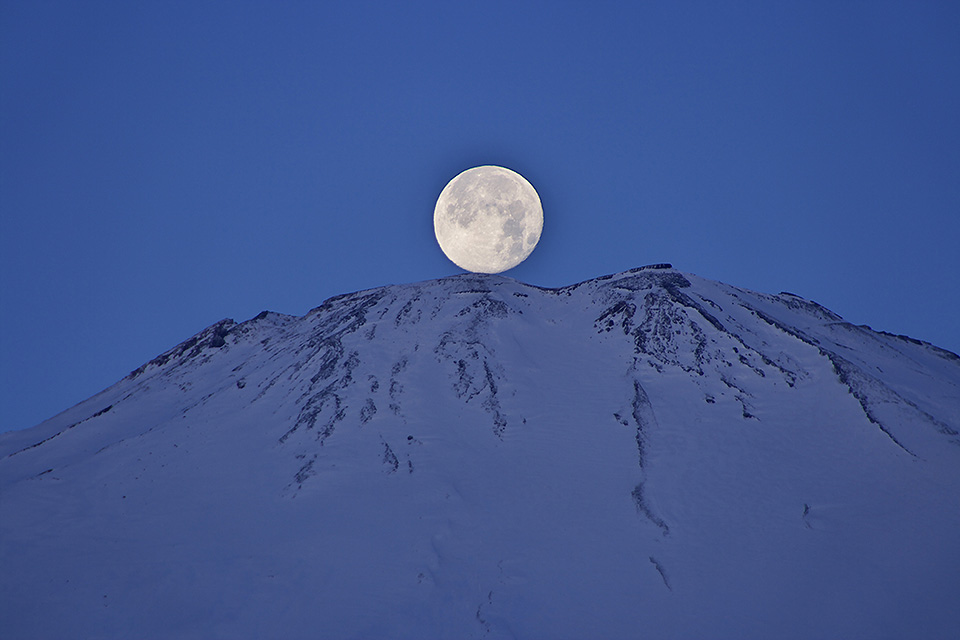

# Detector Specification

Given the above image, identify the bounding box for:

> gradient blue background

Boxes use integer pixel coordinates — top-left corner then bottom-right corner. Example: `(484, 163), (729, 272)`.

(2, 1), (959, 434)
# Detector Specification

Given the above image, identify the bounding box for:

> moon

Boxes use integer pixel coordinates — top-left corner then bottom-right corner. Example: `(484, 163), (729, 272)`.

(434, 165), (543, 274)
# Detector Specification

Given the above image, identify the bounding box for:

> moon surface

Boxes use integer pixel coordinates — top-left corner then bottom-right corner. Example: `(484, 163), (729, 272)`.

(434, 165), (543, 274)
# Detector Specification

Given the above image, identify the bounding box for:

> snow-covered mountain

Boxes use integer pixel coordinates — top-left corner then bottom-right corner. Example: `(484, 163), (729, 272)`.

(2, 264), (959, 639)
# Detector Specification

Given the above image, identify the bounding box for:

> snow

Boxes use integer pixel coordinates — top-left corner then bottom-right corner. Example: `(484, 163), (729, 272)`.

(2, 265), (959, 639)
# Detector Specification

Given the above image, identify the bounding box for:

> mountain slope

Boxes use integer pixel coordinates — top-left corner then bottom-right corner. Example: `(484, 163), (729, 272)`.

(2, 265), (959, 639)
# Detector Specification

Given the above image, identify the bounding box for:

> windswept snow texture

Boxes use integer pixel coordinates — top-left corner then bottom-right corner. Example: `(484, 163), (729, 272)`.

(2, 266), (959, 639)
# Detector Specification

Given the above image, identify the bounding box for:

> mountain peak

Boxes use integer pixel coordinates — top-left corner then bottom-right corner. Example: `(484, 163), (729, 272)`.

(2, 266), (958, 639)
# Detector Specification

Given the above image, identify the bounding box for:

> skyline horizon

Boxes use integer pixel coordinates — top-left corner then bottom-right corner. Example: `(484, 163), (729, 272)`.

(6, 258), (958, 436)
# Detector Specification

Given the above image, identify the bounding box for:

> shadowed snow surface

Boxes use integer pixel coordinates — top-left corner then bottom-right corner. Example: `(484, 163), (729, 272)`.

(2, 266), (959, 639)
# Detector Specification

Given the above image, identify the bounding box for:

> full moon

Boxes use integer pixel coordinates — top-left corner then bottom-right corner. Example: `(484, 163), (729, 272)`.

(434, 165), (543, 274)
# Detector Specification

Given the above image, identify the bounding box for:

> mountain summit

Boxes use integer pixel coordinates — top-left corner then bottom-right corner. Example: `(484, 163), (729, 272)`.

(2, 265), (959, 639)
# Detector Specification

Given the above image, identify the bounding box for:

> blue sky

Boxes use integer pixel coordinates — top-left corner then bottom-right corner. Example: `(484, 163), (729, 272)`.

(2, 1), (958, 434)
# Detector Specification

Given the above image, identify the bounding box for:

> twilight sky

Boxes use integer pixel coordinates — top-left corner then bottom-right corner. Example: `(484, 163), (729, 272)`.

(2, 1), (959, 434)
